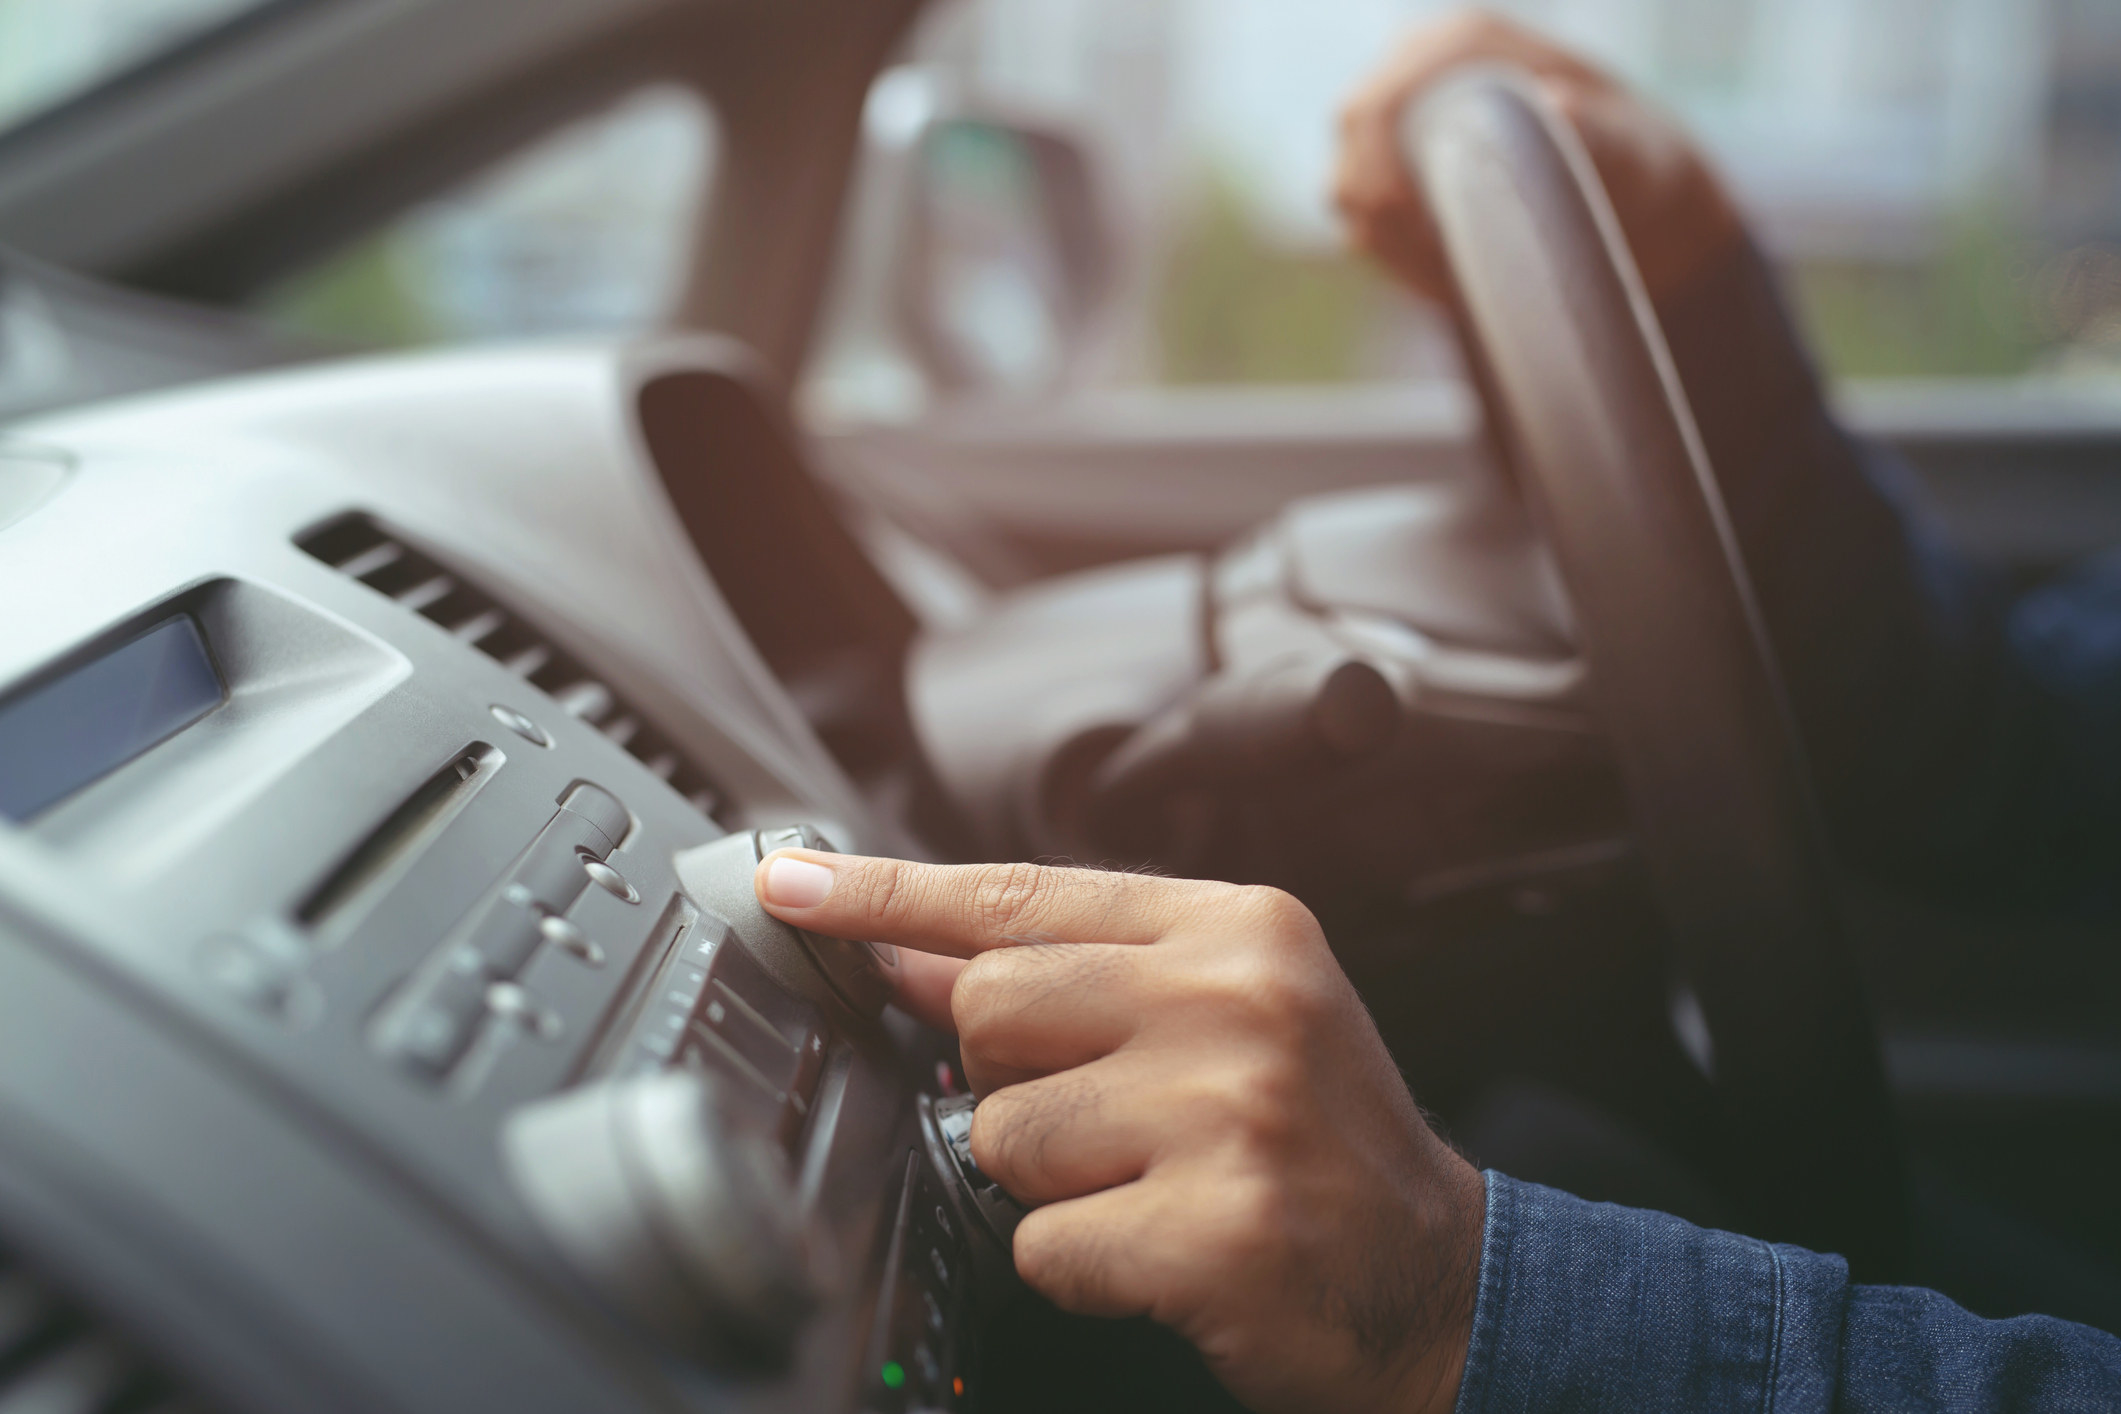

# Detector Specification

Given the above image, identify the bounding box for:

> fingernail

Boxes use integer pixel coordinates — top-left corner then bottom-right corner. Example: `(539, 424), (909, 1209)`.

(761, 854), (836, 910)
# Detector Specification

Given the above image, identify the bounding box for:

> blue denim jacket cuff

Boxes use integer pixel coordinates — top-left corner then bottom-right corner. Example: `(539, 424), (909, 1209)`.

(1452, 1171), (1849, 1413)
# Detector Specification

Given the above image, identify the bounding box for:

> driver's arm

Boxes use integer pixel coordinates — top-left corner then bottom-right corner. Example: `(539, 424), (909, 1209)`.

(1337, 12), (2121, 906)
(755, 850), (2121, 1413)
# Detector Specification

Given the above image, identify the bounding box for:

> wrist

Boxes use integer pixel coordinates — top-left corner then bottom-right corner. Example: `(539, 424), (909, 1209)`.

(1392, 1159), (1486, 1414)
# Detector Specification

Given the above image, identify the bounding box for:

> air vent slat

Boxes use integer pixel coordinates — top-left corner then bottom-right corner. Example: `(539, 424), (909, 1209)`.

(393, 574), (456, 614)
(553, 681), (614, 722)
(450, 608), (508, 645)
(299, 515), (735, 826)
(334, 541), (404, 581)
(501, 645), (552, 679)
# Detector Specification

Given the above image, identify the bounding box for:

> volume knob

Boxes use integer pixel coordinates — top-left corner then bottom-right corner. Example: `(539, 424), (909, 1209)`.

(670, 826), (901, 1018)
(503, 1070), (823, 1363)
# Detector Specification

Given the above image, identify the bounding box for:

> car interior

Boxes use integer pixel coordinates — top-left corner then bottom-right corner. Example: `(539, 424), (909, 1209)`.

(0, 0), (2119, 1411)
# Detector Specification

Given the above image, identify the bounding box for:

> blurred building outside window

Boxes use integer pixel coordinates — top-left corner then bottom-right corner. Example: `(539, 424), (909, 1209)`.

(256, 86), (716, 349)
(0, 0), (263, 133)
(822, 0), (2121, 398)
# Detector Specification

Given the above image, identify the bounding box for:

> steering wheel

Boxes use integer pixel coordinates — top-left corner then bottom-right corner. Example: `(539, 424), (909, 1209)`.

(1401, 70), (1908, 1276)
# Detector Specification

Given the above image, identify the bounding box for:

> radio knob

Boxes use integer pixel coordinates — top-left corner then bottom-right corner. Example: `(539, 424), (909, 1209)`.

(671, 826), (900, 1018)
(503, 1071), (824, 1363)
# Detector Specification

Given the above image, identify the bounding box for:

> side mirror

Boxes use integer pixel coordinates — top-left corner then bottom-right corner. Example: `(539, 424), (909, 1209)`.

(891, 113), (1115, 399)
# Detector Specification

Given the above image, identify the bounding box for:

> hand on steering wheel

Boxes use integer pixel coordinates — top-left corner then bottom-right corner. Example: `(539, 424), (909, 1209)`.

(1341, 13), (1907, 1270)
(1333, 10), (1742, 305)
(757, 849), (1485, 1414)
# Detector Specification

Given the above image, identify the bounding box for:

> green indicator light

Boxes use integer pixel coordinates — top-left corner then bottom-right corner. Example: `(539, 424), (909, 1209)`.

(881, 1361), (906, 1390)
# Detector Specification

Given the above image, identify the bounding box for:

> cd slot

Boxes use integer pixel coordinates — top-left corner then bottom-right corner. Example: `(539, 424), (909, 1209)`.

(299, 743), (505, 934)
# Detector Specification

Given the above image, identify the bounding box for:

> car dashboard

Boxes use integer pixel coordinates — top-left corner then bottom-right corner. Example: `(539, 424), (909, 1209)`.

(0, 336), (976, 1414)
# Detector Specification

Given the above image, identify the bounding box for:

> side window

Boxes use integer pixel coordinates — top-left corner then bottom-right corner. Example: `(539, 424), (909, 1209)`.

(257, 86), (715, 348)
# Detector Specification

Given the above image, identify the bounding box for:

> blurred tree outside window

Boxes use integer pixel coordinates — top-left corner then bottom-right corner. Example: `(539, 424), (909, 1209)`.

(871, 0), (2121, 390)
(256, 86), (714, 349)
(1154, 172), (1436, 386)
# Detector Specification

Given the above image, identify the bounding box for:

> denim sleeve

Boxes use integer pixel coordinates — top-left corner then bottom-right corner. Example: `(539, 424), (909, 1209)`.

(1654, 239), (2121, 904)
(1454, 1172), (2121, 1413)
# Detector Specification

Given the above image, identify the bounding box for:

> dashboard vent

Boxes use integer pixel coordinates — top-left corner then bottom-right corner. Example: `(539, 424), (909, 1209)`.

(300, 516), (732, 824)
(0, 1249), (210, 1412)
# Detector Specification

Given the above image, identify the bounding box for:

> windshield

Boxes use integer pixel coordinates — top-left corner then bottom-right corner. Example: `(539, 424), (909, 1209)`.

(821, 0), (2121, 393)
(0, 0), (273, 135)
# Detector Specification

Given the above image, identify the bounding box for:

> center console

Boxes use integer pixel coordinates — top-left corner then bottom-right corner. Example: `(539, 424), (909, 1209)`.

(0, 338), (1017, 1414)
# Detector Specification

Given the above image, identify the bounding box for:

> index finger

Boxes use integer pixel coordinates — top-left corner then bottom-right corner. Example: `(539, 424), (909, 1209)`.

(753, 851), (1207, 959)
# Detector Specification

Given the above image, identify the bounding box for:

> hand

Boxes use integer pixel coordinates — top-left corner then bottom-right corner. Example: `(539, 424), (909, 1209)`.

(1333, 9), (1743, 304)
(755, 851), (1485, 1414)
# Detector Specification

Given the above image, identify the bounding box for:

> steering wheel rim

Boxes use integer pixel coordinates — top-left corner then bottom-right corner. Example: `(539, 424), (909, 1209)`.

(1402, 70), (1908, 1275)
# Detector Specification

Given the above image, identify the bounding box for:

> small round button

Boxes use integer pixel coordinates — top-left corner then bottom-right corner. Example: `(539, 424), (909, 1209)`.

(538, 914), (606, 966)
(195, 933), (321, 1029)
(486, 981), (562, 1039)
(580, 855), (639, 904)
(490, 704), (551, 748)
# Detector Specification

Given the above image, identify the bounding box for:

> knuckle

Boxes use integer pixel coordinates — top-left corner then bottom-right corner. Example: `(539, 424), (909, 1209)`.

(1215, 948), (1288, 1012)
(966, 861), (1051, 939)
(1012, 1208), (1105, 1307)
(1234, 1059), (1306, 1147)
(968, 1089), (1023, 1175)
(1228, 888), (1340, 1019)
(1191, 1058), (1302, 1152)
(949, 950), (1011, 1038)
(1237, 885), (1319, 941)
(1166, 952), (1291, 1044)
(981, 1076), (1099, 1185)
(1010, 1209), (1066, 1288)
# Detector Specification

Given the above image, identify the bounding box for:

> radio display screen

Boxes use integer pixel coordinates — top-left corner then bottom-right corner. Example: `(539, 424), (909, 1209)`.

(0, 615), (226, 822)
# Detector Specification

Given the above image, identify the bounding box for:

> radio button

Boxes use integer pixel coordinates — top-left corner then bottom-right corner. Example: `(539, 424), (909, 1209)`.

(489, 704), (550, 748)
(513, 816), (609, 912)
(388, 945), (489, 1075)
(582, 856), (639, 904)
(469, 895), (546, 975)
(557, 782), (629, 853)
(485, 980), (562, 1040)
(537, 913), (605, 966)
